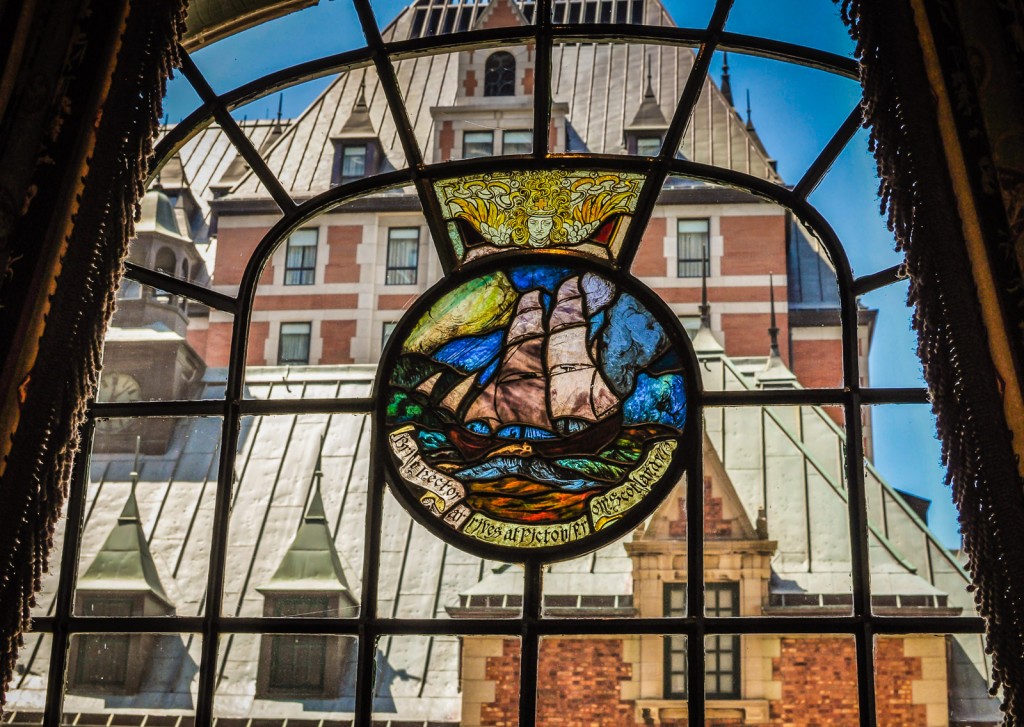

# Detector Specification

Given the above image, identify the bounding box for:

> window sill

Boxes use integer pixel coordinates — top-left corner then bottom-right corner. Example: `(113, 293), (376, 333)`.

(636, 698), (770, 725)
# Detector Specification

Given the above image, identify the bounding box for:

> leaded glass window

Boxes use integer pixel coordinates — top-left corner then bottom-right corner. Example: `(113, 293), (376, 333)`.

(25, 3), (995, 727)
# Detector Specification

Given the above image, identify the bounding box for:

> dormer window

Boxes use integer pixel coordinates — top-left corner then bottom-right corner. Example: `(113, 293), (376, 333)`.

(340, 143), (368, 181)
(635, 136), (662, 156)
(484, 52), (516, 96)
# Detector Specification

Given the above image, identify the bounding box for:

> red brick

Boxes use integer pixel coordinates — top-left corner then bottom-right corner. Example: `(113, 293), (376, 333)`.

(482, 639), (636, 727)
(216, 226), (273, 288)
(721, 312), (790, 364)
(325, 225), (362, 283)
(719, 215), (786, 276)
(668, 478), (735, 539)
(186, 327), (208, 361)
(791, 337), (843, 390)
(771, 638), (860, 725)
(247, 321), (270, 366)
(523, 67), (535, 96)
(875, 638), (928, 726)
(439, 121), (455, 162)
(252, 293), (359, 311)
(464, 69), (478, 97)
(204, 322), (234, 367)
(320, 320), (357, 364)
(632, 217), (667, 277)
(377, 293), (419, 312)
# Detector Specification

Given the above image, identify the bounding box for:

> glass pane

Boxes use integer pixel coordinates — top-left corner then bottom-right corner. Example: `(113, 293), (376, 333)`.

(874, 634), (1001, 725)
(434, 169), (644, 266)
(378, 488), (514, 619)
(77, 417), (223, 618)
(700, 634), (859, 724)
(214, 633), (357, 715)
(188, 3), (366, 94)
(541, 531), (638, 618)
(223, 414), (367, 618)
(101, 294), (230, 403)
(535, 636), (643, 722)
(378, 0), (535, 38)
(241, 190), (439, 381)
(3, 633), (50, 719)
(725, 0), (856, 58)
(859, 280), (928, 389)
(462, 130), (495, 159)
(62, 633), (202, 720)
(503, 129), (534, 155)
(706, 406), (853, 615)
(374, 635), (468, 722)
(446, 637), (521, 725)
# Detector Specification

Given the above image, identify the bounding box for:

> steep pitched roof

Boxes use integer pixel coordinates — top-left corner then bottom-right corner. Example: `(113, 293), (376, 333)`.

(217, 0), (780, 199)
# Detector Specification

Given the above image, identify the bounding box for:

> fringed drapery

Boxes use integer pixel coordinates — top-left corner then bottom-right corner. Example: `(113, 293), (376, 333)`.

(0, 0), (187, 706)
(839, 0), (1024, 721)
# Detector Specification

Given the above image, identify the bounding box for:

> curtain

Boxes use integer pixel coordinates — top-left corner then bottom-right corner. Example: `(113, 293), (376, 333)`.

(839, 0), (1024, 720)
(0, 0), (188, 705)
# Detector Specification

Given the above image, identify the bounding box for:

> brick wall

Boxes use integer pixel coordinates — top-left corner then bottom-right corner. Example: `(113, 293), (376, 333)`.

(668, 478), (738, 539)
(633, 217), (667, 277)
(771, 637), (860, 725)
(216, 226), (273, 288)
(721, 312), (790, 363)
(790, 337), (843, 390)
(320, 320), (357, 364)
(875, 638), (929, 726)
(719, 216), (786, 277)
(481, 638), (636, 727)
(325, 225), (362, 283)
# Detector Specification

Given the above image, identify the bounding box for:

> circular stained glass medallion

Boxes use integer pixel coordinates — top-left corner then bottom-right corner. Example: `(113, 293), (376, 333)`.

(381, 259), (698, 561)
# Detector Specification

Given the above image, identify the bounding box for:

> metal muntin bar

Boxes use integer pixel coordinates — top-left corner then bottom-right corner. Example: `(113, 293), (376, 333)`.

(532, 0), (553, 159)
(704, 387), (929, 407)
(123, 262), (239, 315)
(350, 0), (457, 274)
(89, 400), (226, 418)
(176, 51), (298, 215)
(354, 391), (388, 726)
(519, 560), (543, 727)
(793, 105), (863, 200)
(41, 419), (94, 727)
(30, 614), (986, 636)
(854, 263), (907, 297)
(619, 0), (733, 273)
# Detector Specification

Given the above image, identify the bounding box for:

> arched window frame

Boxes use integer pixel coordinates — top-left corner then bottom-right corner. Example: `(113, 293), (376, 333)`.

(32, 2), (991, 726)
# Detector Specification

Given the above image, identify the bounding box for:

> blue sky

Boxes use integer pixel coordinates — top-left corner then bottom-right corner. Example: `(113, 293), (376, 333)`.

(162, 0), (959, 547)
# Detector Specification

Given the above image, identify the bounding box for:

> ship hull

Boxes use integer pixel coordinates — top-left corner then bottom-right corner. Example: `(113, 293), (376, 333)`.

(446, 413), (623, 462)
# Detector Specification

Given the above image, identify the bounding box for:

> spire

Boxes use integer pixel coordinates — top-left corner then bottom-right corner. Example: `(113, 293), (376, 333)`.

(339, 76), (376, 136)
(78, 437), (175, 609)
(768, 273), (781, 359)
(691, 237), (723, 355)
(626, 56), (669, 130)
(276, 93), (283, 125)
(260, 436), (356, 607)
(756, 273), (796, 387)
(720, 53), (734, 106)
(746, 89), (754, 131)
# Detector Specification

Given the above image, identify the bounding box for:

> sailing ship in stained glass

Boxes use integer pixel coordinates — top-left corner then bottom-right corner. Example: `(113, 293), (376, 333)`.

(384, 263), (692, 558)
(434, 170), (644, 264)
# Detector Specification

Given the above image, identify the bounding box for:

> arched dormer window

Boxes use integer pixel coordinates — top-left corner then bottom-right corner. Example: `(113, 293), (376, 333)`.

(484, 52), (516, 96)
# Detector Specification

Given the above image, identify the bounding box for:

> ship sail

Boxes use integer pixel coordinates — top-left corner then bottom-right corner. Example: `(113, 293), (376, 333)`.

(546, 277), (619, 422)
(439, 372), (477, 415)
(463, 291), (554, 434)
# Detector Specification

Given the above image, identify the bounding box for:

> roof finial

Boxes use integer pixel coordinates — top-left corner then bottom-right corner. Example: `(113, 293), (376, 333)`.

(721, 52), (734, 106)
(355, 76), (368, 110)
(699, 235), (711, 329)
(130, 435), (142, 496)
(768, 272), (781, 359)
(746, 89), (755, 131)
(304, 433), (328, 524)
(276, 93), (284, 125)
(645, 55), (655, 99)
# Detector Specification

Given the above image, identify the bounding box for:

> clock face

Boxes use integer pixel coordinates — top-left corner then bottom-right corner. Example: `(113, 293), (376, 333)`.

(98, 373), (142, 433)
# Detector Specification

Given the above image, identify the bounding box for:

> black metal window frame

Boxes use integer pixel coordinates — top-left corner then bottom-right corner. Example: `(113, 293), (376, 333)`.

(284, 228), (318, 285)
(33, 3), (988, 727)
(677, 218), (710, 278)
(384, 226), (420, 285)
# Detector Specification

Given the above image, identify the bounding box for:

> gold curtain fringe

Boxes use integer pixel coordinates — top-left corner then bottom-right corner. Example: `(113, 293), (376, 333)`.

(839, 0), (1024, 722)
(0, 0), (188, 707)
